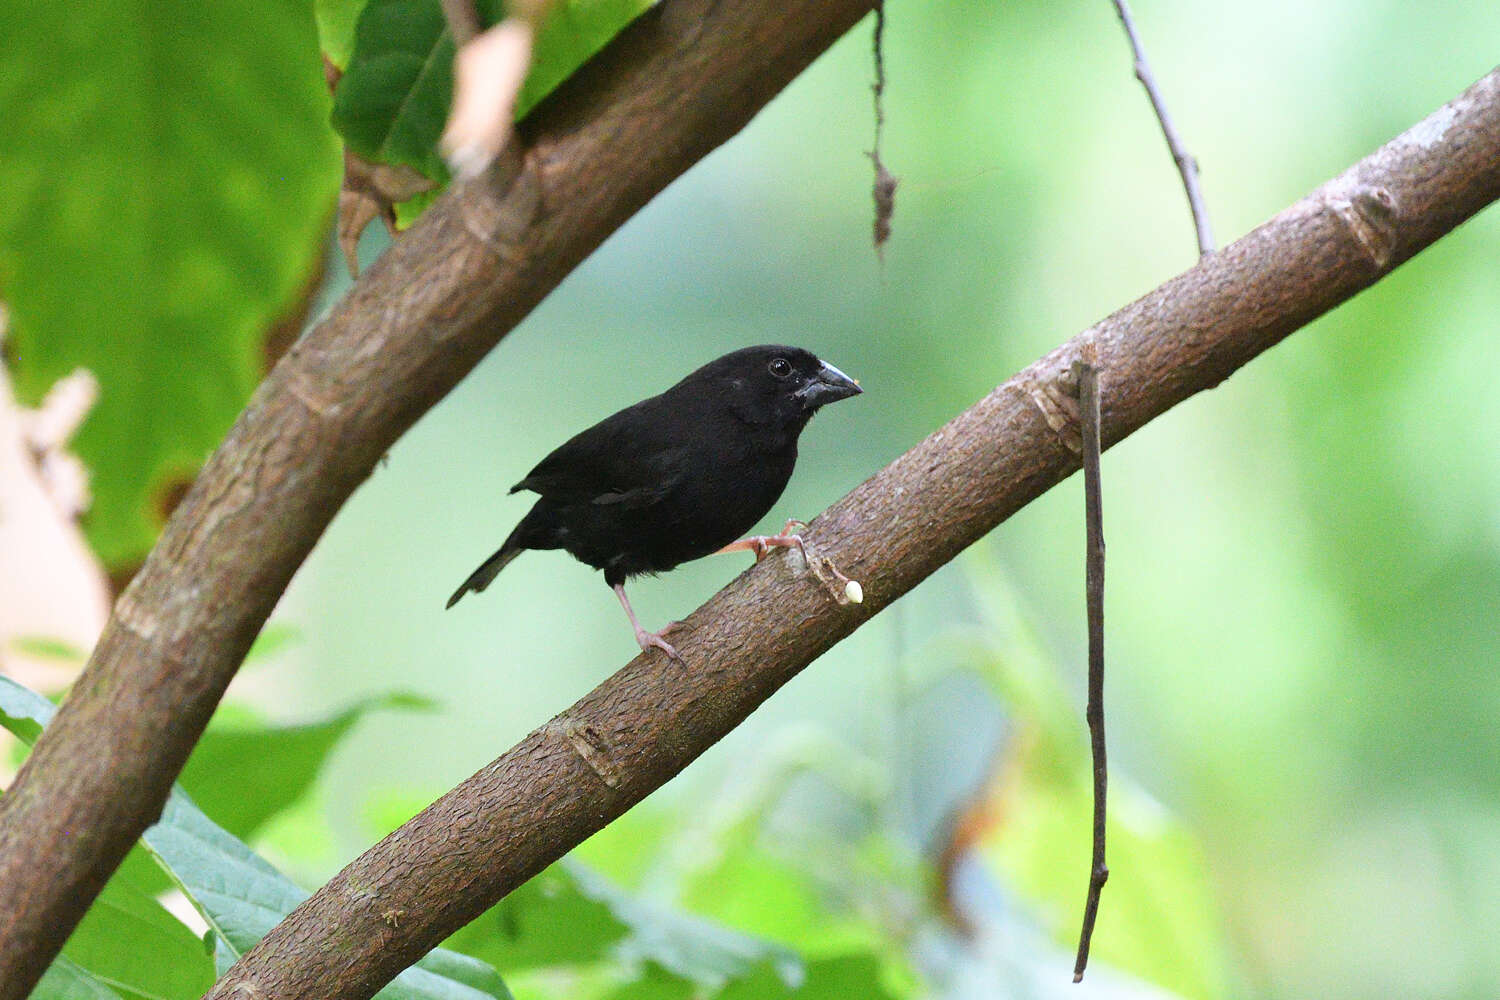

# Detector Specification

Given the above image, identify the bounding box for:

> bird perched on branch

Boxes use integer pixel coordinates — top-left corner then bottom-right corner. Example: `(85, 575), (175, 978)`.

(446, 345), (863, 660)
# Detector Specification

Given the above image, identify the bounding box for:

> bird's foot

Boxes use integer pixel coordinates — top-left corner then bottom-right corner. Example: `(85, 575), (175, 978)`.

(614, 582), (686, 662)
(716, 519), (809, 563)
(633, 624), (684, 663)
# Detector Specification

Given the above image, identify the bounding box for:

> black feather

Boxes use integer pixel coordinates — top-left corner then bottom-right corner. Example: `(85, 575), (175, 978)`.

(446, 345), (862, 652)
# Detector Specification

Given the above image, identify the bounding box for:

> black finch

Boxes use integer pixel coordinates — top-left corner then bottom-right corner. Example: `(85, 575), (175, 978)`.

(446, 345), (863, 660)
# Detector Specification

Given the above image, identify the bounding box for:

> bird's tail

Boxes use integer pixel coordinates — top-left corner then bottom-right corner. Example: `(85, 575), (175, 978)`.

(446, 543), (522, 609)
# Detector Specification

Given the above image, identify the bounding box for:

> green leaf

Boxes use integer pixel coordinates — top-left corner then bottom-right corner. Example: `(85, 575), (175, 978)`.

(596, 954), (899, 1000)
(574, 863), (802, 988)
(595, 963), (695, 1000)
(6, 635), (89, 665)
(576, 740), (893, 960)
(245, 623), (302, 665)
(318, 0), (370, 68)
(0, 672), (55, 740)
(518, 0), (653, 117)
(448, 857), (804, 989)
(31, 956), (125, 1000)
(719, 954), (897, 1000)
(141, 789), (512, 1000)
(444, 862), (629, 970)
(2, 681), (215, 1000)
(1, 676), (508, 1000)
(58, 846), (216, 1000)
(180, 692), (435, 839)
(331, 0), (650, 185)
(332, 0), (458, 179)
(0, 0), (342, 567)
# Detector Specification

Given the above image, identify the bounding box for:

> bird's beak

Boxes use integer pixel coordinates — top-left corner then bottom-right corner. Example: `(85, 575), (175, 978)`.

(796, 360), (863, 410)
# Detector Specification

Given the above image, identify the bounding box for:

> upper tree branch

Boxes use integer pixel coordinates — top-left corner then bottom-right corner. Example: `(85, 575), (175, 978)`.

(210, 68), (1500, 1000)
(0, 0), (876, 993)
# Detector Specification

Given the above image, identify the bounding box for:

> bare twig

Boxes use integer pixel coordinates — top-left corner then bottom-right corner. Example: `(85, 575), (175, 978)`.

(1110, 0), (1215, 256)
(868, 0), (897, 253)
(1071, 352), (1108, 982)
(204, 71), (1500, 1000)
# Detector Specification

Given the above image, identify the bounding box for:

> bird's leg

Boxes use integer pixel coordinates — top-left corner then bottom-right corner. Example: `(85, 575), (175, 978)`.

(612, 582), (683, 662)
(715, 519), (809, 563)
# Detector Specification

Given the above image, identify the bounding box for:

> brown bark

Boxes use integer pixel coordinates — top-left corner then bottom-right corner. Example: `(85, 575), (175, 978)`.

(0, 0), (875, 994)
(208, 68), (1500, 1000)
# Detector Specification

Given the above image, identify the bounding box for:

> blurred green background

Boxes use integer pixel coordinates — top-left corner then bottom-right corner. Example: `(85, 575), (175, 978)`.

(4, 0), (1500, 998)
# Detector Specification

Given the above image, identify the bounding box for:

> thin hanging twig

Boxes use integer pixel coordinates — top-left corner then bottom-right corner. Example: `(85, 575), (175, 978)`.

(1110, 0), (1214, 256)
(868, 0), (897, 254)
(1071, 351), (1108, 981)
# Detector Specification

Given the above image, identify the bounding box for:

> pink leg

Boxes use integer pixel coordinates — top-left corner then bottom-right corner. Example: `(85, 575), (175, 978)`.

(715, 519), (809, 563)
(613, 583), (682, 662)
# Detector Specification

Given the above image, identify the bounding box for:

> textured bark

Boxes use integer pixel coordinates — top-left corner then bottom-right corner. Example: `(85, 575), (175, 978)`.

(0, 0), (875, 994)
(207, 68), (1500, 1000)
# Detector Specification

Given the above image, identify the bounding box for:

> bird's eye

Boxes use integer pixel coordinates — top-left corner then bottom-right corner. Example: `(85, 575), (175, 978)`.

(768, 357), (792, 378)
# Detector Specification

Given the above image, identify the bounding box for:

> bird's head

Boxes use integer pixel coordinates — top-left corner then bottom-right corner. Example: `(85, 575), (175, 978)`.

(694, 345), (863, 431)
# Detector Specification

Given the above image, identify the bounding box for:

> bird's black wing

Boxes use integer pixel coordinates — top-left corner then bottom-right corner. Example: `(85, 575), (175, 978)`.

(510, 397), (692, 510)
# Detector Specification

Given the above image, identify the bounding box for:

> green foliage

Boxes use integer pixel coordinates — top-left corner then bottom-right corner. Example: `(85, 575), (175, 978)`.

(32, 957), (128, 1000)
(959, 559), (1230, 999)
(332, 0), (462, 180)
(0, 0), (341, 568)
(447, 860), (898, 1000)
(450, 860), (807, 986)
(573, 737), (905, 965)
(142, 791), (512, 998)
(5, 636), (89, 665)
(0, 676), (47, 745)
(0, 675), (511, 1000)
(181, 692), (435, 840)
(51, 846), (216, 1000)
(446, 863), (630, 970)
(521, 0), (655, 116)
(557, 754), (919, 999)
(330, 0), (650, 182)
(2, 680), (217, 999)
(366, 785), (894, 1000)
(721, 955), (894, 1000)
(318, 0), (370, 68)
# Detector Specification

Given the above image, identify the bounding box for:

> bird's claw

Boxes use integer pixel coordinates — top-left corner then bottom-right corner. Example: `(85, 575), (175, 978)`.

(634, 626), (683, 663)
(718, 519), (810, 563)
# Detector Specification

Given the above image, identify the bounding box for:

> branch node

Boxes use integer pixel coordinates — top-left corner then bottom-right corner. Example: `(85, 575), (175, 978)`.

(113, 590), (160, 642)
(286, 370), (343, 419)
(808, 550), (863, 606)
(1325, 184), (1399, 269)
(457, 143), (545, 259)
(1025, 365), (1088, 454)
(783, 529), (864, 606)
(549, 715), (623, 790)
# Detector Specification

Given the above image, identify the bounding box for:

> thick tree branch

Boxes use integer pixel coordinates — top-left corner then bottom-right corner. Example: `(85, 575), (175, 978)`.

(0, 0), (876, 993)
(209, 68), (1500, 999)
